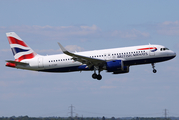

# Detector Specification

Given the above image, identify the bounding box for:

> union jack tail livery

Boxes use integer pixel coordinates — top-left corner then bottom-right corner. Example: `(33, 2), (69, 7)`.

(6, 32), (37, 62)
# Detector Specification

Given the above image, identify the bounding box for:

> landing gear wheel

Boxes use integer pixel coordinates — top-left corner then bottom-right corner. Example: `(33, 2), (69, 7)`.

(151, 63), (157, 73)
(92, 73), (97, 79)
(97, 74), (102, 80)
(153, 69), (157, 73)
(92, 66), (103, 80)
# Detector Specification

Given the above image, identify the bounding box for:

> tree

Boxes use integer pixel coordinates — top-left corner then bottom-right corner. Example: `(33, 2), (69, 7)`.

(102, 116), (105, 120)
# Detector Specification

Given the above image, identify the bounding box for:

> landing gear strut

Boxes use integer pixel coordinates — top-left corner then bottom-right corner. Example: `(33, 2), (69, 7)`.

(92, 66), (102, 80)
(151, 63), (157, 73)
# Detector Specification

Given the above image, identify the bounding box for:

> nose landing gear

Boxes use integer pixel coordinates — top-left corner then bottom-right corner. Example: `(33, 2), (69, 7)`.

(151, 63), (157, 73)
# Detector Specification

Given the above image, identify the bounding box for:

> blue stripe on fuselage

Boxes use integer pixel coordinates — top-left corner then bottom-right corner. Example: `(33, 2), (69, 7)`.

(39, 56), (175, 72)
(124, 55), (175, 66)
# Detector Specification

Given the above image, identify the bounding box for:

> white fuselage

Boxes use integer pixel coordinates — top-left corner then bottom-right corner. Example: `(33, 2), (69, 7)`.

(16, 44), (176, 73)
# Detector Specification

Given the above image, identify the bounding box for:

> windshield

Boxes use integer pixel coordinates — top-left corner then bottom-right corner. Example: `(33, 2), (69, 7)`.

(160, 48), (169, 51)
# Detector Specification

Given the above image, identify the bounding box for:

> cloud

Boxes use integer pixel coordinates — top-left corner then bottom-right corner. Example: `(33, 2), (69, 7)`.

(34, 45), (84, 55)
(157, 21), (179, 36)
(0, 49), (11, 52)
(65, 45), (84, 52)
(0, 25), (150, 41)
(111, 29), (150, 39)
(0, 25), (100, 40)
(162, 21), (179, 25)
(1, 44), (84, 56)
(35, 49), (61, 55)
(0, 49), (12, 60)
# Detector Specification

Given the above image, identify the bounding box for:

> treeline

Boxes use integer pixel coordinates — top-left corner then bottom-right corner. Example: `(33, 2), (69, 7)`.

(0, 116), (173, 120)
(131, 118), (171, 120)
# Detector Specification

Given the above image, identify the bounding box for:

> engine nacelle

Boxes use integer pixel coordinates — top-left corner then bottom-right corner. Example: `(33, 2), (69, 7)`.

(113, 66), (129, 74)
(106, 60), (129, 74)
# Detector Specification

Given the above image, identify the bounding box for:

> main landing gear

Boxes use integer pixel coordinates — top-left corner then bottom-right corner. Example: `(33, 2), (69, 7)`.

(151, 63), (157, 73)
(92, 73), (102, 80)
(92, 66), (102, 80)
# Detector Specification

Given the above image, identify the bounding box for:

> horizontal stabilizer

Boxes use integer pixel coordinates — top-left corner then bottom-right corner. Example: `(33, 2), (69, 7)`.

(6, 60), (29, 66)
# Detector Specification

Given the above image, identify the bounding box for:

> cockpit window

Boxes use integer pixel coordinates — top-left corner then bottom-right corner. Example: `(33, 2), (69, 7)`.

(160, 48), (169, 51)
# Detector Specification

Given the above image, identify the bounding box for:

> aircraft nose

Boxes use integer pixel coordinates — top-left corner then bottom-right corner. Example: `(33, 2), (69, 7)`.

(173, 52), (176, 57)
(170, 51), (176, 58)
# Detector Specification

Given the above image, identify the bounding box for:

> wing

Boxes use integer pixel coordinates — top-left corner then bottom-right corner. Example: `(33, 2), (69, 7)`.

(58, 43), (106, 68)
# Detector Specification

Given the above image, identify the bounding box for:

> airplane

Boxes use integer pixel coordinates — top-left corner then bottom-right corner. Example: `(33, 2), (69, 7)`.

(5, 32), (176, 80)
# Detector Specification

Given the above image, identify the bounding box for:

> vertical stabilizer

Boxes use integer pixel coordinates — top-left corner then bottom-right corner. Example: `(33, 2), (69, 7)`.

(6, 32), (37, 62)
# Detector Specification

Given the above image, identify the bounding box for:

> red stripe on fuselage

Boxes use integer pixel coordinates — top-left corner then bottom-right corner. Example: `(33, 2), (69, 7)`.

(7, 37), (28, 47)
(137, 47), (157, 50)
(15, 53), (36, 62)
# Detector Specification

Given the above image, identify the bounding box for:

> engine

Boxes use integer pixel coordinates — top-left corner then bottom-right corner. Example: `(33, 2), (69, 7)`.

(106, 60), (129, 74)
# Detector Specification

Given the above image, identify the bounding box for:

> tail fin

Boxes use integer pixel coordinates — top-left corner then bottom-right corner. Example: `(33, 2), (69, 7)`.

(6, 32), (37, 62)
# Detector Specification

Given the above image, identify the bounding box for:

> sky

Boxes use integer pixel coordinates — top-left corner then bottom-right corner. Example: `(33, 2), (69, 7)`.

(0, 0), (179, 118)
